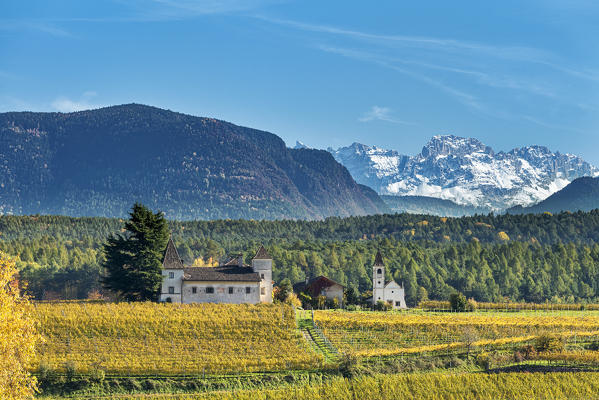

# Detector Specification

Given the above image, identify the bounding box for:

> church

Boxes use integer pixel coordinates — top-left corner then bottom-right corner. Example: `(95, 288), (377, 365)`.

(160, 238), (273, 304)
(372, 251), (407, 309)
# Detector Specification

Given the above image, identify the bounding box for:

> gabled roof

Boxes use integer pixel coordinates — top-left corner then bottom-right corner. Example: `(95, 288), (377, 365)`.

(183, 267), (260, 282)
(163, 238), (184, 269)
(374, 251), (385, 266)
(253, 245), (271, 260)
(223, 254), (248, 267)
(385, 280), (403, 289)
(298, 276), (345, 297)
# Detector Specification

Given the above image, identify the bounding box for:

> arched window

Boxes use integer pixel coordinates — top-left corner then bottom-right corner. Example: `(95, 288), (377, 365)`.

(165, 297), (172, 303)
(377, 268), (382, 275)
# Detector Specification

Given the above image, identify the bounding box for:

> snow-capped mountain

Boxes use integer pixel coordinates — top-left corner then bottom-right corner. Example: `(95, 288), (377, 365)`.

(294, 141), (309, 149)
(328, 135), (599, 210)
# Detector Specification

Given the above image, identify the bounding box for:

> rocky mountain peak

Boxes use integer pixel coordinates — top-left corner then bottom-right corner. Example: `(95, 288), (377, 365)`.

(329, 136), (599, 210)
(420, 135), (493, 158)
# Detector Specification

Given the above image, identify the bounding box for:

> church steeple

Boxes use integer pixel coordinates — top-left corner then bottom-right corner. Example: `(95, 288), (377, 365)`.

(374, 250), (384, 266)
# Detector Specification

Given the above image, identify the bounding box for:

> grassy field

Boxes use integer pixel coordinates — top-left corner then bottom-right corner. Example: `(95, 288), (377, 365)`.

(32, 303), (599, 399)
(33, 302), (323, 375)
(315, 309), (599, 357)
(41, 372), (599, 399)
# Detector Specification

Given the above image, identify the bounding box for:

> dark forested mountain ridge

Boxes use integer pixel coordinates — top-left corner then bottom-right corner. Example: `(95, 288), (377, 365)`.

(0, 104), (384, 219)
(508, 177), (599, 215)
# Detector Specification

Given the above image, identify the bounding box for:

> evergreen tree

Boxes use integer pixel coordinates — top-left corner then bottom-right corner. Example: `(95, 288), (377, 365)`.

(102, 203), (169, 301)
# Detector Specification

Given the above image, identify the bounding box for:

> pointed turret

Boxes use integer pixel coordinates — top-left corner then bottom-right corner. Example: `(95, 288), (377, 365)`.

(251, 245), (273, 303)
(253, 245), (271, 260)
(163, 237), (184, 269)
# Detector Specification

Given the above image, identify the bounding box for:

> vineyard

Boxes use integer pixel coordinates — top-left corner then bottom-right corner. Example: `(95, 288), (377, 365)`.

(41, 372), (599, 400)
(314, 310), (599, 358)
(31, 303), (599, 399)
(33, 302), (323, 375)
(419, 300), (599, 311)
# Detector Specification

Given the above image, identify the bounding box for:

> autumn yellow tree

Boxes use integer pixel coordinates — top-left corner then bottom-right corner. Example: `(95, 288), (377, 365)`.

(0, 252), (40, 399)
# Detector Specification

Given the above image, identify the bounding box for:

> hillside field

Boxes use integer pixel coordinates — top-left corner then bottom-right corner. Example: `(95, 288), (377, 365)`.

(32, 302), (599, 399)
(33, 302), (322, 375)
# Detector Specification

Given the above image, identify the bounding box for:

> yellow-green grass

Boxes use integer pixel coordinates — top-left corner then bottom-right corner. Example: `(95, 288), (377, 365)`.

(44, 372), (599, 400)
(33, 302), (323, 375)
(315, 310), (599, 356)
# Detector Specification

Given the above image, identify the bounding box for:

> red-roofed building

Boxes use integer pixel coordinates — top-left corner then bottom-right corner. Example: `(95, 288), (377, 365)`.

(295, 276), (344, 305)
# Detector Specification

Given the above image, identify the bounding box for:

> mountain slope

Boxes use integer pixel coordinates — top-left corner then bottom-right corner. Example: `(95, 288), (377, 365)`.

(329, 136), (598, 210)
(507, 177), (599, 214)
(0, 104), (384, 220)
(382, 195), (491, 217)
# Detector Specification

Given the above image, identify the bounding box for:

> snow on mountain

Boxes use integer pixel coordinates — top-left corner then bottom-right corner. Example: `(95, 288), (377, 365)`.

(294, 141), (309, 149)
(328, 135), (599, 210)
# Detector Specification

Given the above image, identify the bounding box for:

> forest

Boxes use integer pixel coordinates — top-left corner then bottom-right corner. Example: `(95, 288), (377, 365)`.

(2, 209), (599, 306)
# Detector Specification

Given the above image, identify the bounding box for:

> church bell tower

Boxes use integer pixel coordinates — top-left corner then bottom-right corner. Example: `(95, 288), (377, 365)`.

(373, 250), (385, 289)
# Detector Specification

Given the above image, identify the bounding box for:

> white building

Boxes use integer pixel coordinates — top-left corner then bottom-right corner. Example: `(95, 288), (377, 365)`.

(159, 238), (273, 304)
(372, 251), (407, 309)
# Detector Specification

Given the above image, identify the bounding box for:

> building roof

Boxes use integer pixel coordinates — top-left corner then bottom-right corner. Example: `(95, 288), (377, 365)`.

(223, 255), (248, 267)
(374, 251), (385, 266)
(253, 245), (271, 260)
(296, 276), (344, 297)
(385, 280), (403, 289)
(163, 238), (184, 269)
(183, 266), (261, 282)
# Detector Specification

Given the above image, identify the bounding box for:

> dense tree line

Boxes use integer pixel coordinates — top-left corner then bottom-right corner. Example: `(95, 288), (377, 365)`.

(2, 209), (599, 244)
(1, 210), (599, 304)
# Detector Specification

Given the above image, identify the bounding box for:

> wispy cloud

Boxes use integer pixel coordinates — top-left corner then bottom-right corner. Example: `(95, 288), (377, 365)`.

(358, 106), (412, 125)
(51, 92), (102, 112)
(255, 16), (552, 64)
(258, 16), (598, 100)
(0, 20), (71, 37)
(0, 96), (33, 112)
(150, 0), (280, 16)
(318, 45), (483, 112)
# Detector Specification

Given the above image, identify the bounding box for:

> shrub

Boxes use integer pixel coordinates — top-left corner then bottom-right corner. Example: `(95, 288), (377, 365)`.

(476, 352), (491, 370)
(535, 334), (564, 353)
(519, 344), (538, 360)
(374, 300), (392, 311)
(449, 293), (467, 312)
(466, 298), (478, 311)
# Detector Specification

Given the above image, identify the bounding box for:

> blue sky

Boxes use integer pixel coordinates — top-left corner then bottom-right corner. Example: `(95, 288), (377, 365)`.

(1, 1), (599, 164)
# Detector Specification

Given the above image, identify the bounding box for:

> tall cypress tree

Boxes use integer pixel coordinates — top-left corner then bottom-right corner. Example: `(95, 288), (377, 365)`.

(102, 203), (169, 301)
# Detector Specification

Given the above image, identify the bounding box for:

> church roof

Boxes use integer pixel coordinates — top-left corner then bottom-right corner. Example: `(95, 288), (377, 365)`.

(183, 266), (261, 282)
(253, 245), (271, 260)
(374, 251), (385, 266)
(384, 280), (403, 289)
(163, 238), (184, 269)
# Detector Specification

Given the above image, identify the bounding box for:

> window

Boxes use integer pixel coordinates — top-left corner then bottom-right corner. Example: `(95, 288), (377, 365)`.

(377, 268), (382, 275)
(192, 287), (197, 294)
(395, 301), (401, 307)
(378, 281), (381, 285)
(245, 287), (251, 294)
(169, 272), (174, 279)
(168, 286), (175, 294)
(206, 287), (214, 294)
(261, 287), (265, 295)
(261, 273), (265, 279)
(228, 287), (234, 294)
(378, 297), (381, 300)
(165, 297), (172, 303)
(391, 291), (394, 294)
